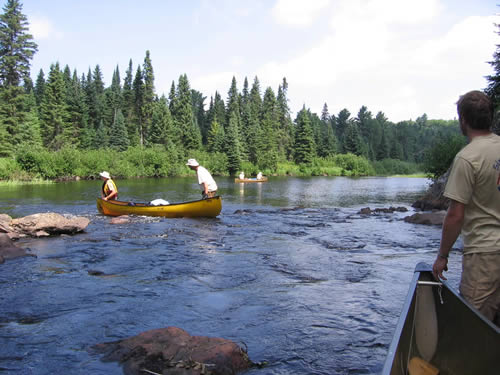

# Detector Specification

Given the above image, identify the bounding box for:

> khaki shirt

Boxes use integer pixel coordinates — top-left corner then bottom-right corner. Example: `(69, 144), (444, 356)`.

(444, 133), (500, 254)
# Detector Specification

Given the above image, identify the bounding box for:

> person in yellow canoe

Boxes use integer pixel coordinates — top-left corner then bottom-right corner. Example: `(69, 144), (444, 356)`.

(99, 171), (118, 201)
(186, 159), (218, 199)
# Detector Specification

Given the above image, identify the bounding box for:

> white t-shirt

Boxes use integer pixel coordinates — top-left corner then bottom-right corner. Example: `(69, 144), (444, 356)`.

(197, 166), (218, 192)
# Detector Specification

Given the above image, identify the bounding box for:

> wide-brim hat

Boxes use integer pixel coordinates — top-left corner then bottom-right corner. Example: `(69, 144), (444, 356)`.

(186, 159), (199, 167)
(99, 171), (111, 179)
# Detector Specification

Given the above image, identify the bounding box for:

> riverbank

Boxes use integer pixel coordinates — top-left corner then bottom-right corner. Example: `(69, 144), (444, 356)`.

(0, 147), (423, 182)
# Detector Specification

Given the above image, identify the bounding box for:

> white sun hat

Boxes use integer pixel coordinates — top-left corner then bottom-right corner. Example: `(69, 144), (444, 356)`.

(186, 159), (199, 167)
(99, 171), (111, 179)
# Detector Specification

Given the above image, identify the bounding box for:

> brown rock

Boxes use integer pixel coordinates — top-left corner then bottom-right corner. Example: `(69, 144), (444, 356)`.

(0, 213), (13, 233)
(93, 326), (253, 375)
(11, 213), (89, 237)
(412, 170), (450, 211)
(110, 216), (130, 224)
(0, 233), (35, 263)
(404, 211), (446, 226)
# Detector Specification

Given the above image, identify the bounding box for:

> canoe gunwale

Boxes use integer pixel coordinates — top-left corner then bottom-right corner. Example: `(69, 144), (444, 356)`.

(382, 261), (500, 375)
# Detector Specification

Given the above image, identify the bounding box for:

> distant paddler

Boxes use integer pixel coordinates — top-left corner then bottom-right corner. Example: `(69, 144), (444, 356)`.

(256, 171), (263, 180)
(186, 159), (218, 199)
(99, 171), (118, 201)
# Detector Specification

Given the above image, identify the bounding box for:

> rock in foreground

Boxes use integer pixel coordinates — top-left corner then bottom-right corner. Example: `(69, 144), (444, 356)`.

(11, 213), (90, 237)
(93, 326), (253, 375)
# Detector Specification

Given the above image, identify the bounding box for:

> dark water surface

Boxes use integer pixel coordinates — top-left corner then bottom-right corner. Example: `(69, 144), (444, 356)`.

(0, 177), (462, 374)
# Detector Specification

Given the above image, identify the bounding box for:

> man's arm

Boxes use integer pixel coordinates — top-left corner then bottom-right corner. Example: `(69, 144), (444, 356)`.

(432, 199), (465, 280)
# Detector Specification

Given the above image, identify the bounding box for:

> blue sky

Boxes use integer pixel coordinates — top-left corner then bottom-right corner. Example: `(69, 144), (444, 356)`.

(22, 0), (498, 122)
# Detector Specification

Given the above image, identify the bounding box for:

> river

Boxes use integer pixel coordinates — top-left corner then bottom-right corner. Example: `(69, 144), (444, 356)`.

(0, 176), (462, 375)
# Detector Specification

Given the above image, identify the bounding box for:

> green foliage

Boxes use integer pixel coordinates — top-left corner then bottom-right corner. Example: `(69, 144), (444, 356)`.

(0, 157), (20, 179)
(332, 153), (375, 176)
(423, 134), (466, 180)
(372, 158), (422, 176)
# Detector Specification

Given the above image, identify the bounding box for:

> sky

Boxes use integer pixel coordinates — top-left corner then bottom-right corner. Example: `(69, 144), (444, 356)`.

(21, 0), (498, 122)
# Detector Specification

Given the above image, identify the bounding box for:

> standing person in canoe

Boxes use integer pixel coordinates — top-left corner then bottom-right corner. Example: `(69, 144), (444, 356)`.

(186, 159), (218, 199)
(99, 171), (118, 201)
(432, 90), (500, 325)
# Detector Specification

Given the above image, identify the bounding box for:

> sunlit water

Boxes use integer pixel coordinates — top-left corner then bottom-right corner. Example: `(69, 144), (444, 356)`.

(0, 177), (462, 375)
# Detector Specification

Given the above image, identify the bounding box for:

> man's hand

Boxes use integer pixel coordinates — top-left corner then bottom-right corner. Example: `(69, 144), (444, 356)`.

(432, 256), (448, 280)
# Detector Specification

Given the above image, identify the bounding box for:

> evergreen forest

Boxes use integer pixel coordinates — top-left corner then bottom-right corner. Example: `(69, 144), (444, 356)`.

(0, 0), (499, 181)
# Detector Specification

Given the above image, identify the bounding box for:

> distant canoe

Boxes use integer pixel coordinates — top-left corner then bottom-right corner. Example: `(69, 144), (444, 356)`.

(382, 262), (500, 375)
(96, 196), (222, 218)
(234, 177), (268, 183)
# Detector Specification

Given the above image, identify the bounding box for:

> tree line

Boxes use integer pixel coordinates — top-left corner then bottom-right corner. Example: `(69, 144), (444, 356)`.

(2, 0), (499, 180)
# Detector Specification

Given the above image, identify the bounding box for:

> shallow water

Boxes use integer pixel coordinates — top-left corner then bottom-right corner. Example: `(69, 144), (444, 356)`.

(0, 177), (462, 374)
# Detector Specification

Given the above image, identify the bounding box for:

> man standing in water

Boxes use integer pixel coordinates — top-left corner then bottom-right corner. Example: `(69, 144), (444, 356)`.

(186, 159), (218, 198)
(99, 171), (118, 201)
(432, 90), (500, 325)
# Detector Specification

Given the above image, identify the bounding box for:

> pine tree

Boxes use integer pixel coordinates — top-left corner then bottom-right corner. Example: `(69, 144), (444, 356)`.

(486, 22), (500, 123)
(225, 111), (241, 174)
(258, 87), (279, 170)
(149, 95), (173, 146)
(132, 65), (144, 145)
(191, 89), (207, 143)
(342, 121), (363, 156)
(122, 59), (138, 146)
(142, 50), (155, 145)
(376, 129), (390, 160)
(293, 106), (315, 164)
(276, 77), (294, 160)
(16, 90), (42, 148)
(207, 116), (225, 153)
(335, 108), (350, 144)
(94, 119), (108, 149)
(39, 63), (71, 150)
(34, 69), (45, 106)
(109, 109), (128, 151)
(0, 0), (38, 87)
(226, 76), (243, 154)
(173, 74), (200, 150)
(66, 69), (88, 148)
(0, 0), (37, 153)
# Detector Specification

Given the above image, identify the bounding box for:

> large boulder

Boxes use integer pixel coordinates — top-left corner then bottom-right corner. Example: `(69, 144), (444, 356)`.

(0, 233), (35, 263)
(404, 211), (446, 226)
(10, 213), (90, 237)
(412, 170), (450, 211)
(93, 326), (253, 375)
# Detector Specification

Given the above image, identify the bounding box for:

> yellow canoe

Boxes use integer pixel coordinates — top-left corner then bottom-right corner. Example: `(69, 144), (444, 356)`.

(234, 177), (268, 183)
(96, 196), (222, 218)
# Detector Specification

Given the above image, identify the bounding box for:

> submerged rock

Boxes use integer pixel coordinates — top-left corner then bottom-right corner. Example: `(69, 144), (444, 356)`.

(110, 215), (130, 225)
(10, 213), (89, 237)
(404, 211), (446, 226)
(93, 326), (252, 375)
(0, 233), (35, 263)
(358, 206), (408, 215)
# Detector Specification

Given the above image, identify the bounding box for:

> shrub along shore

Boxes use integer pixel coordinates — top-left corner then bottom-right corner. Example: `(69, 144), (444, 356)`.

(0, 147), (423, 182)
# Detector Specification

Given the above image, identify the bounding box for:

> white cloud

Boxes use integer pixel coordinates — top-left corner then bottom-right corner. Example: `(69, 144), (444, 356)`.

(272, 0), (330, 28)
(29, 16), (63, 40)
(261, 0), (497, 121)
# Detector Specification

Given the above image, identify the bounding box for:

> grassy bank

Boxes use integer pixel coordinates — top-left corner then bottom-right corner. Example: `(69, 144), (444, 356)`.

(0, 147), (423, 182)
